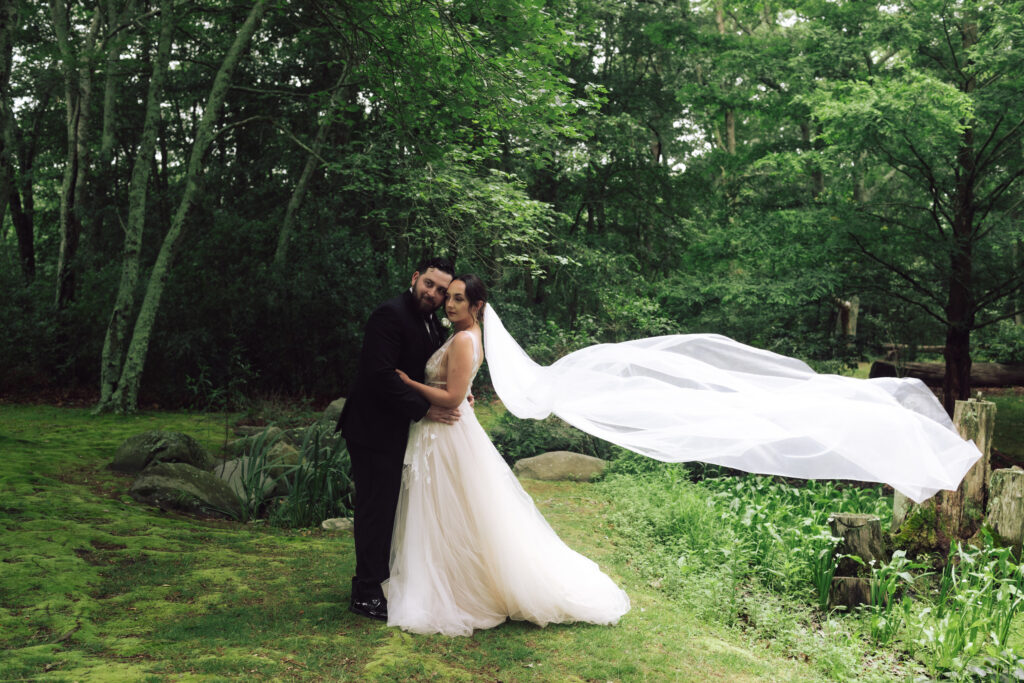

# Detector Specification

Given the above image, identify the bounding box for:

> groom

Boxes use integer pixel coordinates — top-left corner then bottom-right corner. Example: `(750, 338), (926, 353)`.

(337, 256), (459, 620)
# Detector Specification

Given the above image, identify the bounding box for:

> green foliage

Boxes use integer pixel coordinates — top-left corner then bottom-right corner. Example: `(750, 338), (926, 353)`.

(907, 539), (1024, 676)
(488, 411), (625, 465)
(858, 550), (926, 646)
(269, 423), (354, 529)
(976, 320), (1024, 364)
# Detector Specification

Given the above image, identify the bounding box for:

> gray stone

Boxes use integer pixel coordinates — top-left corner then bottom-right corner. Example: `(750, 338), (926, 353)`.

(322, 398), (346, 425)
(225, 426), (284, 458)
(129, 462), (242, 519)
(266, 441), (300, 476)
(321, 517), (353, 531)
(213, 456), (277, 504)
(513, 451), (607, 482)
(109, 431), (215, 474)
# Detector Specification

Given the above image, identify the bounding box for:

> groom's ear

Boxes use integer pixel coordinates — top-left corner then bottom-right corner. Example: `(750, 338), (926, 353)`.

(410, 271), (421, 286)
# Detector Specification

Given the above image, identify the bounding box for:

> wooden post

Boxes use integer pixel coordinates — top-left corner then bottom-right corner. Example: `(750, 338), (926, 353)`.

(986, 467), (1024, 555)
(892, 398), (996, 551)
(828, 513), (884, 608)
(936, 399), (996, 539)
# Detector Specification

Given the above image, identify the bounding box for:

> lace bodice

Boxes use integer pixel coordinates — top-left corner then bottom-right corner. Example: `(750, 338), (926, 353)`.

(425, 330), (482, 400)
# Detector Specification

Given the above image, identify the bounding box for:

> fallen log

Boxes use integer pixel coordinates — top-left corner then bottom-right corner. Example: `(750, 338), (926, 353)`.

(869, 360), (1024, 387)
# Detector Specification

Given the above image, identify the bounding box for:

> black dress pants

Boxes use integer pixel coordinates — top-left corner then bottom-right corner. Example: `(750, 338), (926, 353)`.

(347, 439), (403, 600)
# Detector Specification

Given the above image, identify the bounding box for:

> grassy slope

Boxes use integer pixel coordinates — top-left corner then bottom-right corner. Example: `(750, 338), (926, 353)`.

(0, 405), (827, 682)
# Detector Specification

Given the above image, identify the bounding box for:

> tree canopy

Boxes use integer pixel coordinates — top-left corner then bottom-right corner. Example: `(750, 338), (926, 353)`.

(1, 0), (1021, 412)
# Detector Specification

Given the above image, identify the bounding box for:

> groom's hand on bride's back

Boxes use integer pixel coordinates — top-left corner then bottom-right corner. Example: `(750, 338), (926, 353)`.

(426, 405), (460, 424)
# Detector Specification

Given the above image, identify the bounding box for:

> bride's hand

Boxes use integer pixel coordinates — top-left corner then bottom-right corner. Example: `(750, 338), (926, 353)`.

(395, 368), (411, 384)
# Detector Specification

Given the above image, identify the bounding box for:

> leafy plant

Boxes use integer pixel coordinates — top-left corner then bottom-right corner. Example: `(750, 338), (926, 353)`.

(909, 539), (1024, 676)
(808, 529), (841, 612)
(854, 550), (925, 645)
(269, 423), (354, 528)
(228, 427), (290, 523)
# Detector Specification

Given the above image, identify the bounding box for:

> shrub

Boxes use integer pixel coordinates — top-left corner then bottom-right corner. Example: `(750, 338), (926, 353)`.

(975, 319), (1024, 364)
(488, 412), (626, 465)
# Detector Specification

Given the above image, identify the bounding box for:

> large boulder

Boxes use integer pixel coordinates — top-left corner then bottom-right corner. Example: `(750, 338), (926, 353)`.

(129, 462), (242, 519)
(109, 431), (215, 474)
(513, 451), (607, 482)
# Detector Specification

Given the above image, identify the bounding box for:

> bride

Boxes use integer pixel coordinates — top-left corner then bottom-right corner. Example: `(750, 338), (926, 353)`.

(386, 274), (631, 637)
(384, 273), (982, 636)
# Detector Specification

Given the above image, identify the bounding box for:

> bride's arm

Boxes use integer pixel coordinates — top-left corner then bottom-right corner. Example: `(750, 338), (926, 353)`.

(396, 332), (476, 409)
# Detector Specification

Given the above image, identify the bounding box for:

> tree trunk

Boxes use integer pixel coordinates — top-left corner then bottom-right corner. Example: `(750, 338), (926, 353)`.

(272, 71), (349, 271)
(97, 0), (173, 410)
(941, 20), (980, 416)
(6, 88), (50, 285)
(51, 0), (102, 310)
(715, 2), (735, 156)
(0, 0), (14, 238)
(1015, 239), (1023, 326)
(868, 360), (1024, 387)
(93, 0), (137, 247)
(103, 0), (269, 413)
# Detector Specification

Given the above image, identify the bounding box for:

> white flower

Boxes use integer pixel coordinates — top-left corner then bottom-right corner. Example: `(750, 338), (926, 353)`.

(441, 317), (452, 328)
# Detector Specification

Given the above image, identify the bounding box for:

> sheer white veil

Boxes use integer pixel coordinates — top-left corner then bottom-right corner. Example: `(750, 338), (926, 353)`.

(483, 304), (981, 503)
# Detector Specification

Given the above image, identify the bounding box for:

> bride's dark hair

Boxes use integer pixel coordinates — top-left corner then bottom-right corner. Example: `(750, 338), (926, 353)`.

(455, 273), (487, 318)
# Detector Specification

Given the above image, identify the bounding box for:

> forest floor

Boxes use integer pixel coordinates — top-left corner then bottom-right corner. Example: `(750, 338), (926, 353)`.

(1, 405), (838, 682)
(2, 391), (1023, 682)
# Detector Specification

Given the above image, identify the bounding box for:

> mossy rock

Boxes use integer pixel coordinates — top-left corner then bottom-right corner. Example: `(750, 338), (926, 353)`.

(513, 451), (606, 482)
(109, 431), (215, 474)
(225, 426), (285, 457)
(891, 505), (942, 556)
(129, 462), (241, 519)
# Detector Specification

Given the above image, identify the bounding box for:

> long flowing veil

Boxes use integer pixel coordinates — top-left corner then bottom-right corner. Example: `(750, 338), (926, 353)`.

(483, 304), (981, 503)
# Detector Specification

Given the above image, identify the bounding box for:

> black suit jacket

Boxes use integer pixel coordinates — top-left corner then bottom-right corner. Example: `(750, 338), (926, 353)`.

(338, 290), (445, 457)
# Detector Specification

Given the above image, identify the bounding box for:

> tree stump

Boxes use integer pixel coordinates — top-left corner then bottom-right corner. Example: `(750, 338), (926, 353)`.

(829, 576), (872, 609)
(830, 513), (885, 577)
(892, 399), (996, 552)
(827, 513), (884, 608)
(986, 467), (1024, 555)
(938, 399), (996, 538)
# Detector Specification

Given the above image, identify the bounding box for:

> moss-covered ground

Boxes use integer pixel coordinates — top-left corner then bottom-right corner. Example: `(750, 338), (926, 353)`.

(1, 405), (832, 682)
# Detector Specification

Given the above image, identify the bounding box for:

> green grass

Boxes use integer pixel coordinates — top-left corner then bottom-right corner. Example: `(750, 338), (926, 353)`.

(987, 388), (1024, 462)
(1, 404), (841, 682)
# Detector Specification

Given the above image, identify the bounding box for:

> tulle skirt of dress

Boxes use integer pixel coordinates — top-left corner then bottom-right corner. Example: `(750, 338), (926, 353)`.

(383, 400), (631, 637)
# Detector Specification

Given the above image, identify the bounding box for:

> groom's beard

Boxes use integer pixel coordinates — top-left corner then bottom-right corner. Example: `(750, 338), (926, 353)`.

(416, 296), (439, 315)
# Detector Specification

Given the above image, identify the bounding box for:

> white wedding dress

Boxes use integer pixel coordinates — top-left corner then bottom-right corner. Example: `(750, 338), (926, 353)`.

(385, 330), (631, 637)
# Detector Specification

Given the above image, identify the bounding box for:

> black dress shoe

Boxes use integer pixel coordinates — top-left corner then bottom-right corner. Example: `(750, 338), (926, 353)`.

(350, 595), (388, 621)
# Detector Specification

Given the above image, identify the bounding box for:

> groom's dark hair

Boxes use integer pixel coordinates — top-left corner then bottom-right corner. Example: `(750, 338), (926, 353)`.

(417, 256), (455, 276)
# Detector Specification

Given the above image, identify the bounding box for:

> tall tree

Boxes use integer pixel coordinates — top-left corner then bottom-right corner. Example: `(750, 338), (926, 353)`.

(98, 0), (269, 412)
(808, 0), (1024, 412)
(96, 0), (173, 409)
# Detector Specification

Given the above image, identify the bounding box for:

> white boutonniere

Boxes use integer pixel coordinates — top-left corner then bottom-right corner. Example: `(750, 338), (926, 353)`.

(440, 317), (452, 329)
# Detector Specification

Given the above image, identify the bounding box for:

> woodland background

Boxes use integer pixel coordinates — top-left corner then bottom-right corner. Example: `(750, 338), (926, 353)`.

(1, 0), (1023, 414)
